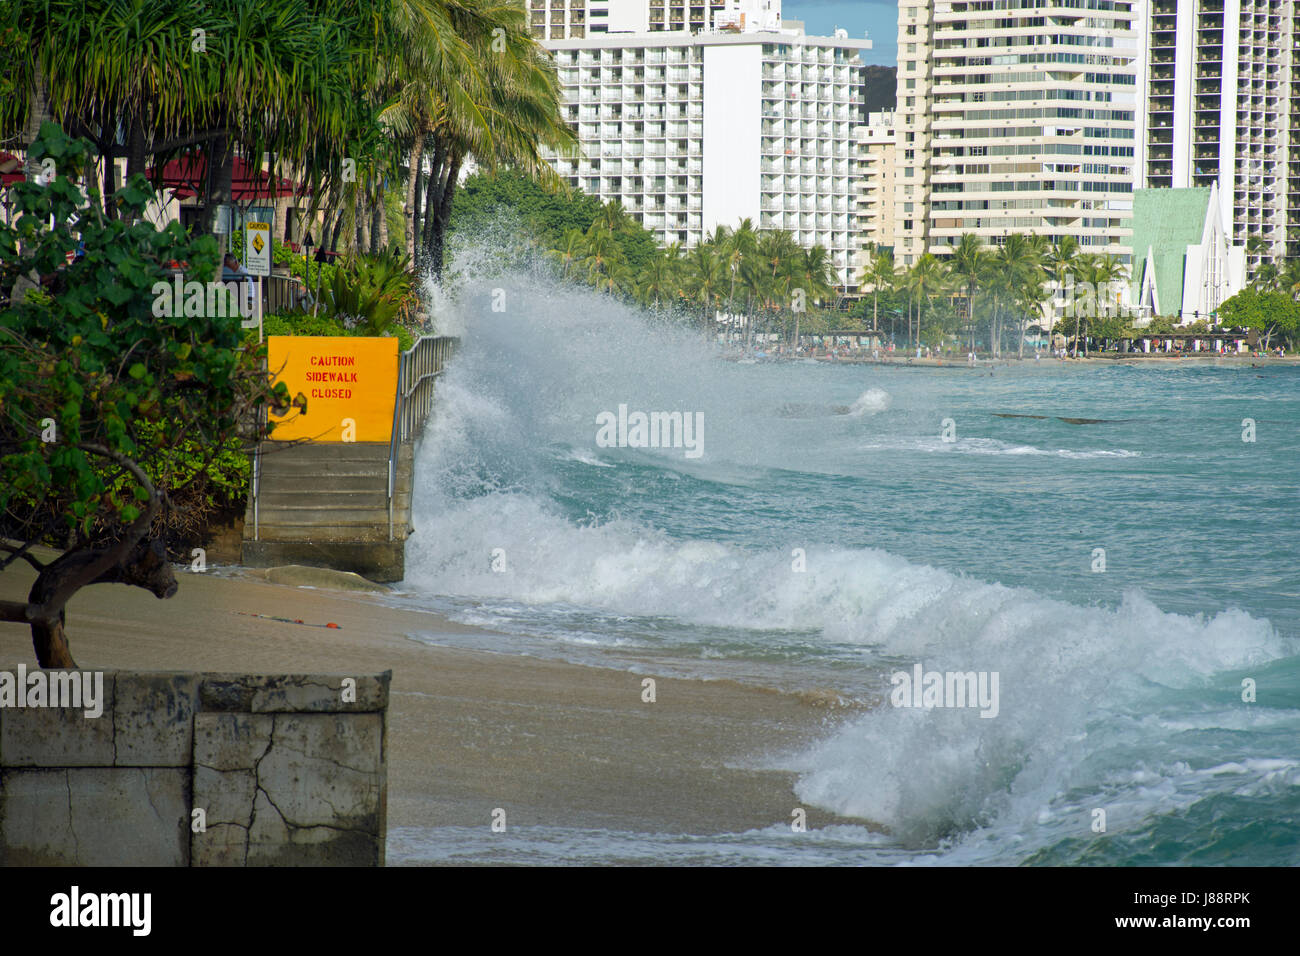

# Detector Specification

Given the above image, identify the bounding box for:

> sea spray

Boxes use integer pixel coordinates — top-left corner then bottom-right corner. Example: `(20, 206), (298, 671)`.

(401, 244), (1300, 865)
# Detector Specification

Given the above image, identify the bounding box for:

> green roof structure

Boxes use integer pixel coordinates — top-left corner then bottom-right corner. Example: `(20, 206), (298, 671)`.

(1130, 187), (1213, 318)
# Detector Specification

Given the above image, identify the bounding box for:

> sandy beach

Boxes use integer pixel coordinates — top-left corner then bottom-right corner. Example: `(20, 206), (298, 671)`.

(0, 556), (859, 847)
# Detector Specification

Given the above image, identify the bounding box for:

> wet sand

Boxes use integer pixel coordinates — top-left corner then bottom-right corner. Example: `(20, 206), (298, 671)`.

(0, 557), (857, 842)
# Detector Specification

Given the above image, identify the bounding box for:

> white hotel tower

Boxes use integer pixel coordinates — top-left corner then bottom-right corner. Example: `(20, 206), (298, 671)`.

(894, 0), (1140, 266)
(1138, 0), (1300, 265)
(540, 0), (870, 287)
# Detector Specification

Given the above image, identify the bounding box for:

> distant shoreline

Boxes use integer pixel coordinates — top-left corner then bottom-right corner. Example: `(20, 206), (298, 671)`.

(725, 352), (1300, 369)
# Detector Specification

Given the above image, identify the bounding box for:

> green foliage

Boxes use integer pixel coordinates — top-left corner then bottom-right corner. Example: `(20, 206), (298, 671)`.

(255, 312), (415, 351)
(0, 123), (286, 546)
(1216, 287), (1300, 346)
(317, 247), (419, 338)
(451, 170), (660, 272)
(260, 313), (351, 338)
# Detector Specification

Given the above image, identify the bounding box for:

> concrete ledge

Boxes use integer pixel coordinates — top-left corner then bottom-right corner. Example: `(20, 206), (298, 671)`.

(241, 540), (405, 583)
(0, 668), (389, 866)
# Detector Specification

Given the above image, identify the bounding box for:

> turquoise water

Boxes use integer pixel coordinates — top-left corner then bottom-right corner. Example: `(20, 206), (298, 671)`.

(397, 266), (1300, 866)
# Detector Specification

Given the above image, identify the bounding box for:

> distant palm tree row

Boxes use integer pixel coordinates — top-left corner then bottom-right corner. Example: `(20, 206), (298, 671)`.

(860, 234), (1129, 358)
(1244, 235), (1300, 297)
(546, 208), (839, 342)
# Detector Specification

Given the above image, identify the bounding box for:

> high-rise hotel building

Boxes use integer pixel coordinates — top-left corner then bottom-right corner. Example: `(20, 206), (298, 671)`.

(530, 0), (782, 41)
(541, 3), (869, 286)
(1139, 1), (1300, 263)
(894, 0), (1140, 267)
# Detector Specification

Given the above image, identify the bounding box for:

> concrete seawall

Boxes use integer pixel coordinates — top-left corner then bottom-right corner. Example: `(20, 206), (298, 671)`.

(0, 669), (389, 866)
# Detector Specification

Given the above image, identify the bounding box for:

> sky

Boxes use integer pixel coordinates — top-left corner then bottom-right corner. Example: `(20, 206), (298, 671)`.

(783, 0), (899, 66)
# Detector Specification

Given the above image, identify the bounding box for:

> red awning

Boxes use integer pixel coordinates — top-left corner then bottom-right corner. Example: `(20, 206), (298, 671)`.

(148, 152), (308, 201)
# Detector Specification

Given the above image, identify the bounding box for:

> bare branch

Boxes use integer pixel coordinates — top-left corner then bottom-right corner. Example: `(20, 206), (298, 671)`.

(0, 540), (47, 571)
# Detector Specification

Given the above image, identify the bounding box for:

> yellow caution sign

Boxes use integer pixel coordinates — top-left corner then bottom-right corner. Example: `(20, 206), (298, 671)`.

(267, 336), (399, 442)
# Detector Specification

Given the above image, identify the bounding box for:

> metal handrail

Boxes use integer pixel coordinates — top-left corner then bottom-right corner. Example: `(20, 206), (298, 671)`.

(387, 335), (458, 539)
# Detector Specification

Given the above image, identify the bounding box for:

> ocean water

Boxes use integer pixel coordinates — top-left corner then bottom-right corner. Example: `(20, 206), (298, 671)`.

(393, 261), (1300, 866)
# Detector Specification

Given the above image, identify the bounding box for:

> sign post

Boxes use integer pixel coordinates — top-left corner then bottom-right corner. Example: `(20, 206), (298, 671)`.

(245, 219), (271, 342)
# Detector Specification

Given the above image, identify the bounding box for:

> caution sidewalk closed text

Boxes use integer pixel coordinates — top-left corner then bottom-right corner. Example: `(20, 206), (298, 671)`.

(267, 336), (398, 442)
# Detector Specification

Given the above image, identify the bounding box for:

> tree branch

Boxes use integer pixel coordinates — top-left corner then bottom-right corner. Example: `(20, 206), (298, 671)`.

(0, 599), (34, 623)
(0, 540), (47, 572)
(32, 443), (159, 620)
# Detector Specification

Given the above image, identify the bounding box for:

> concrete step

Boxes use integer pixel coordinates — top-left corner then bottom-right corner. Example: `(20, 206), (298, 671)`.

(258, 474), (411, 494)
(255, 503), (409, 520)
(252, 507), (393, 523)
(261, 441), (392, 460)
(249, 525), (402, 543)
(243, 439), (417, 548)
(255, 487), (399, 505)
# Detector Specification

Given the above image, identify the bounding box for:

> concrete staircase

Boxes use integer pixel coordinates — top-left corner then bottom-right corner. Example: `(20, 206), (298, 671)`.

(241, 441), (415, 581)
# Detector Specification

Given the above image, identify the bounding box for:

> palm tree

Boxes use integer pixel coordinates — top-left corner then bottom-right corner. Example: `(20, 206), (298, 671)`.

(377, 0), (486, 257)
(1280, 258), (1300, 300)
(721, 218), (758, 333)
(8, 0), (365, 226)
(789, 244), (835, 347)
(548, 226), (586, 280)
(1072, 253), (1127, 356)
(859, 247), (900, 334)
(684, 241), (724, 328)
(738, 256), (773, 345)
(593, 199), (630, 233)
(948, 233), (988, 353)
(1254, 261), (1282, 293)
(637, 247), (681, 313)
(414, 0), (575, 276)
(1044, 235), (1081, 353)
(582, 224), (624, 287)
(1245, 234), (1267, 265)
(756, 230), (798, 341)
(905, 254), (950, 350)
(989, 234), (1039, 358)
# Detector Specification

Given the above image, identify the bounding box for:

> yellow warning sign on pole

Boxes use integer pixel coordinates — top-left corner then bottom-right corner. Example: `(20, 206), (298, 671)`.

(245, 221), (272, 277)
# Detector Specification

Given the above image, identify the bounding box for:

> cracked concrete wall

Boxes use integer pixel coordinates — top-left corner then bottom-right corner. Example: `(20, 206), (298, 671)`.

(0, 670), (389, 866)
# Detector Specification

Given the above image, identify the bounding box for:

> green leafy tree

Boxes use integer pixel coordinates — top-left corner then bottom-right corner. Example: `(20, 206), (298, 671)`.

(1217, 287), (1300, 350)
(0, 125), (290, 667)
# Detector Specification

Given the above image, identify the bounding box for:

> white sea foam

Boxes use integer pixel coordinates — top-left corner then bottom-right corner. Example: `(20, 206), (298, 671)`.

(847, 387), (892, 416)
(860, 435), (1141, 458)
